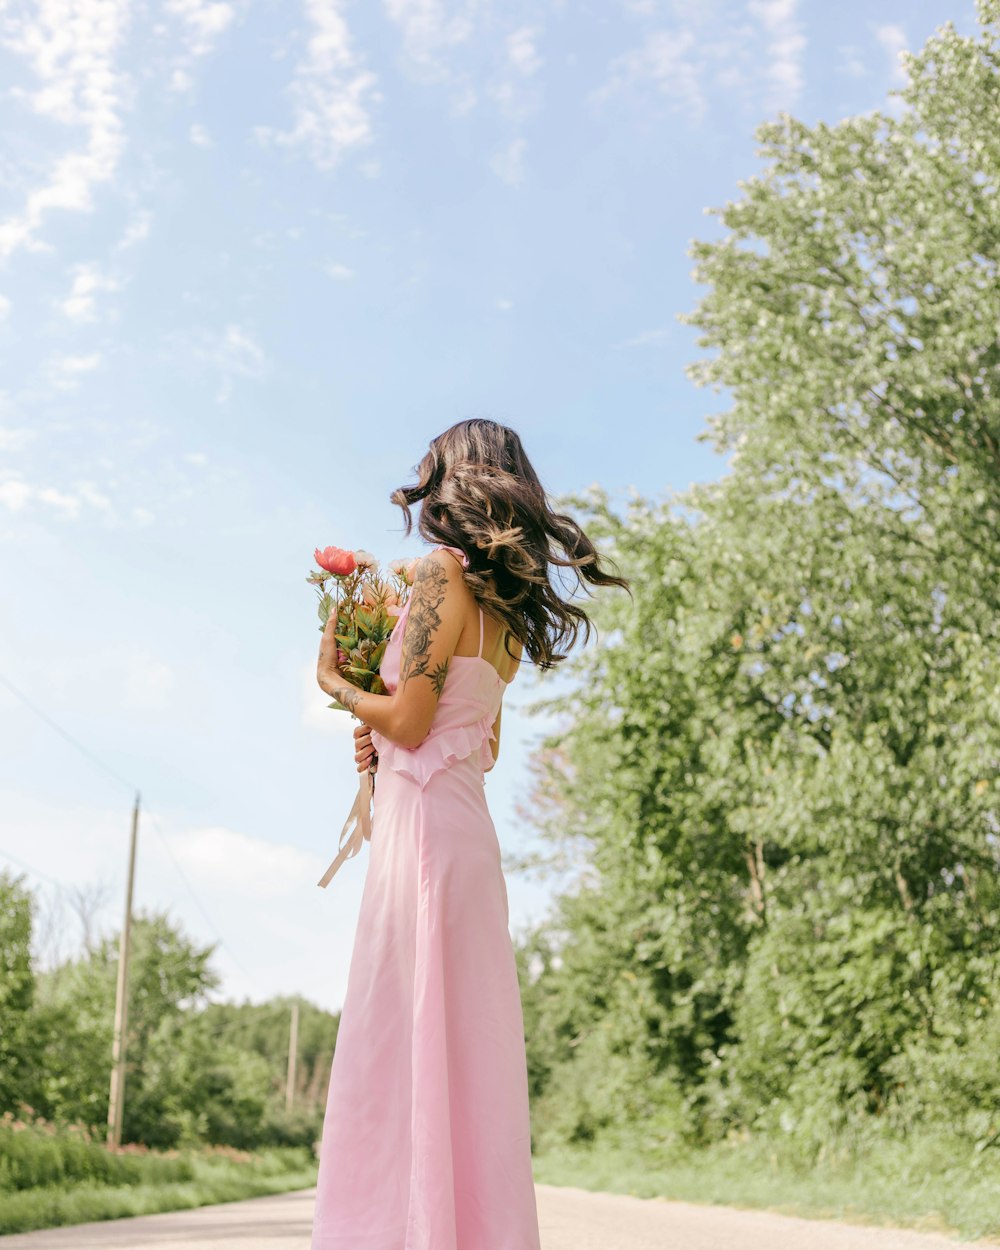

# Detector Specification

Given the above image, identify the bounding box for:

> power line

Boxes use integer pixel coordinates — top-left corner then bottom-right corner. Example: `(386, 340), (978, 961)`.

(143, 807), (257, 988)
(0, 667), (257, 992)
(0, 845), (70, 891)
(0, 672), (137, 795)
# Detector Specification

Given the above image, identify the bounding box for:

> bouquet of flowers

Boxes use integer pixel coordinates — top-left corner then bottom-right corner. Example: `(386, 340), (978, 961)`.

(309, 545), (417, 890)
(309, 545), (417, 702)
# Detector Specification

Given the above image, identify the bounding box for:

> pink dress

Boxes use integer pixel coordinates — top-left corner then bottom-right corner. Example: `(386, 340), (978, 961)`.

(310, 545), (542, 1250)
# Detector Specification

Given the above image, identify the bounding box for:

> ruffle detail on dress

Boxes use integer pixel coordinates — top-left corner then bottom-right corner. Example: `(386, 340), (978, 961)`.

(371, 715), (497, 789)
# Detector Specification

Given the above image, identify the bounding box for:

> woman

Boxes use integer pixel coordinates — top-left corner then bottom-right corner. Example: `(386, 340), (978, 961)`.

(310, 419), (629, 1250)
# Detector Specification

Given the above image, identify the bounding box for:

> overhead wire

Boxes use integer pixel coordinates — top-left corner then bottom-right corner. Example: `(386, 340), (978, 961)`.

(0, 668), (257, 992)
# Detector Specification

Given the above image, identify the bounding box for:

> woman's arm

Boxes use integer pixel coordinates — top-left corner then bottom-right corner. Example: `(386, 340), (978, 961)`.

(316, 550), (466, 749)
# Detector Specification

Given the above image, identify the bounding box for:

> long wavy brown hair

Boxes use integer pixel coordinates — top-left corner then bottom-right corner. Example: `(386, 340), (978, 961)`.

(389, 419), (631, 671)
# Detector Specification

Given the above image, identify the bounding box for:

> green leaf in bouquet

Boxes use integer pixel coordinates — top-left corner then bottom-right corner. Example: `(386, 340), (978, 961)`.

(369, 639), (388, 669)
(335, 632), (357, 650)
(360, 605), (382, 635)
(355, 606), (377, 636)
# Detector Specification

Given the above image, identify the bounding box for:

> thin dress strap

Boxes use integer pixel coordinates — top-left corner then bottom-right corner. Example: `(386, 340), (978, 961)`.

(477, 605), (484, 658)
(433, 544), (469, 569)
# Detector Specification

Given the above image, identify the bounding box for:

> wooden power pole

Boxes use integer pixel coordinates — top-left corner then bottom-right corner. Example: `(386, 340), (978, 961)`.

(107, 791), (140, 1148)
(286, 1000), (299, 1112)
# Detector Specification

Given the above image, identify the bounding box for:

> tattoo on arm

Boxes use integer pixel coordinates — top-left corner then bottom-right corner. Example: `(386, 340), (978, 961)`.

(330, 684), (363, 714)
(400, 557), (450, 693)
(430, 659), (449, 697)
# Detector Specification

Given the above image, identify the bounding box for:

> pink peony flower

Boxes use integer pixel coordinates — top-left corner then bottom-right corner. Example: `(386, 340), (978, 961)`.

(315, 546), (357, 576)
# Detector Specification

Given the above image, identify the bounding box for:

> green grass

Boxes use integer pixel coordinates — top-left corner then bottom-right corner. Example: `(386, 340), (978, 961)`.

(7, 1117), (999, 1241)
(0, 1139), (317, 1236)
(532, 1133), (1000, 1244)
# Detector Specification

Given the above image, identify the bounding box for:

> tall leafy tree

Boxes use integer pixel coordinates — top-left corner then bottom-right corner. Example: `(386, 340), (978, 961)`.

(518, 2), (1000, 1153)
(0, 871), (35, 1112)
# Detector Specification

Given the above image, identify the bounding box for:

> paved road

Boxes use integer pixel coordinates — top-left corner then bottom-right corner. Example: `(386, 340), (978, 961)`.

(1, 1184), (992, 1249)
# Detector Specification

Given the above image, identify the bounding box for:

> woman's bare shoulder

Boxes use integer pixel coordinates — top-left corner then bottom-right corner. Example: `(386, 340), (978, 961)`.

(409, 548), (470, 617)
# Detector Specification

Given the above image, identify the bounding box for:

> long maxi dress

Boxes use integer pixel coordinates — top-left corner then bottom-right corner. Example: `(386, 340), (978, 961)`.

(310, 544), (543, 1250)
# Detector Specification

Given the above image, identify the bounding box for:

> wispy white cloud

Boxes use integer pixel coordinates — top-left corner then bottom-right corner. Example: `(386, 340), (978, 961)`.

(254, 0), (380, 172)
(594, 0), (806, 122)
(874, 23), (909, 87)
(0, 481), (34, 512)
(210, 325), (267, 371)
(189, 122), (214, 147)
(0, 425), (34, 452)
(491, 136), (527, 186)
(487, 22), (545, 124)
(57, 262), (122, 323)
(169, 67), (195, 92)
(450, 82), (477, 115)
(507, 25), (543, 77)
(325, 262), (355, 280)
(187, 324), (269, 405)
(0, 477), (101, 519)
(383, 0), (479, 82)
(165, 0), (237, 59)
(49, 352), (103, 391)
(594, 27), (706, 120)
(114, 211), (152, 251)
(614, 324), (673, 348)
(160, 0), (238, 100)
(748, 0), (805, 110)
(167, 824), (325, 900)
(837, 44), (867, 78)
(0, 0), (131, 261)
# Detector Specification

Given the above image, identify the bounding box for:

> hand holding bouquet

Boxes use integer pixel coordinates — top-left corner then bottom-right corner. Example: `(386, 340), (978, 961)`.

(310, 545), (417, 707)
(309, 543), (417, 890)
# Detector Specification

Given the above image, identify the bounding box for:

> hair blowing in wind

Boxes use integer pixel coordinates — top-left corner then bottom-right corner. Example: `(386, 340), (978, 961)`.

(390, 419), (632, 672)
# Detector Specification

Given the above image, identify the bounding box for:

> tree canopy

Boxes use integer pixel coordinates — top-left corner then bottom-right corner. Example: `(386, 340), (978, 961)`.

(517, 2), (1000, 1157)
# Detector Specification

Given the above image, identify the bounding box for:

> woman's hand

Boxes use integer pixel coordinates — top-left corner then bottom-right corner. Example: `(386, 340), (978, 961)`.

(317, 613), (366, 714)
(353, 722), (378, 775)
(317, 613), (347, 689)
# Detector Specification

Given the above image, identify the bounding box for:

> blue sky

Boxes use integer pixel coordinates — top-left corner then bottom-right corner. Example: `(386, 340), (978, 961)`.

(0, 0), (978, 1013)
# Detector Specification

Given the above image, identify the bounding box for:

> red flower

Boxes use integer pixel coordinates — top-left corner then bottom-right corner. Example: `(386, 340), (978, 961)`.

(315, 546), (357, 576)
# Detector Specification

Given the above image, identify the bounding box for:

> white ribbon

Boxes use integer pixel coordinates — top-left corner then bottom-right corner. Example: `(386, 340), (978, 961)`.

(317, 765), (375, 888)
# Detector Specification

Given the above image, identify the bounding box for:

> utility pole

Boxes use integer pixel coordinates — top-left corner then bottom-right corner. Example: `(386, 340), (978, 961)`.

(286, 1000), (299, 1113)
(107, 791), (140, 1148)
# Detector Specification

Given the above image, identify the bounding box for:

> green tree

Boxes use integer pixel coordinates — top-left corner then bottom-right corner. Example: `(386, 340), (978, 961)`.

(28, 910), (220, 1139)
(517, 1), (1000, 1155)
(0, 871), (36, 1112)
